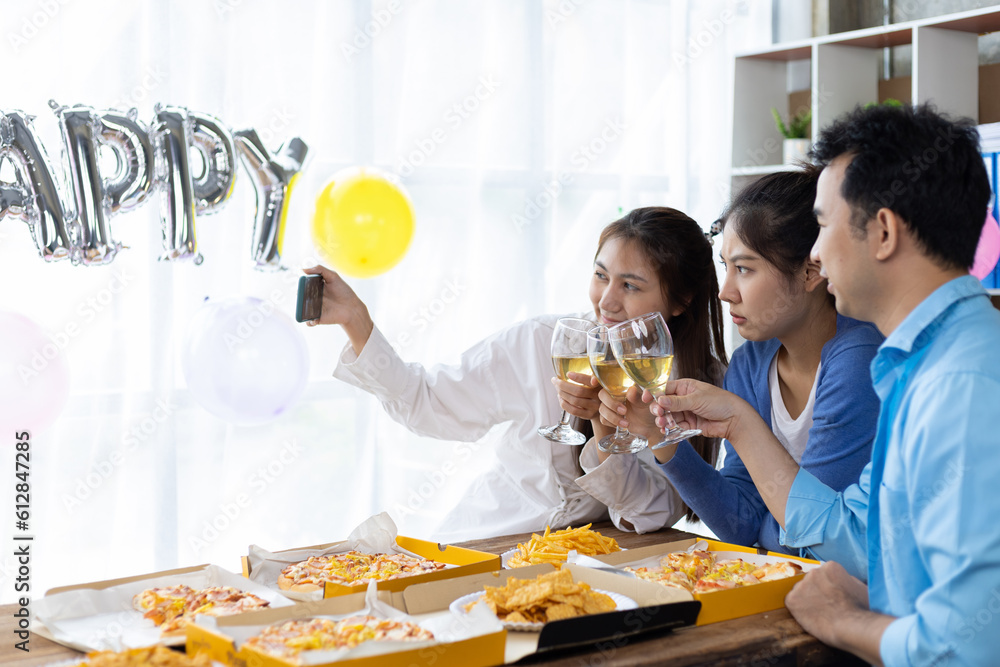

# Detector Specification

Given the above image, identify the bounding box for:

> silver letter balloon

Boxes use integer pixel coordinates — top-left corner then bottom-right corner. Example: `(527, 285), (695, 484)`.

(0, 100), (307, 269)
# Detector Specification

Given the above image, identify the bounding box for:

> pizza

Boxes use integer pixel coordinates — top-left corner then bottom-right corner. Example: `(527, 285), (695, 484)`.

(243, 615), (434, 659)
(277, 551), (448, 592)
(78, 645), (212, 666)
(625, 550), (802, 594)
(132, 584), (271, 637)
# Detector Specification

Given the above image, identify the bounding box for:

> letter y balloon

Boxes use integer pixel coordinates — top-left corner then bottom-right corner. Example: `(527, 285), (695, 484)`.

(235, 128), (309, 271)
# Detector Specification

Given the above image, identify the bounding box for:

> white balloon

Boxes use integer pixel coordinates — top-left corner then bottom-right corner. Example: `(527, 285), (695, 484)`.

(181, 297), (309, 425)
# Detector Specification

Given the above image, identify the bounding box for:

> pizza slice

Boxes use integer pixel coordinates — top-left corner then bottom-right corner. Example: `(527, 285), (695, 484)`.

(133, 585), (271, 637)
(79, 645), (213, 666)
(753, 560), (803, 582)
(625, 566), (695, 592)
(277, 551), (447, 591)
(132, 584), (197, 630)
(661, 549), (716, 580)
(243, 615), (434, 660)
(367, 552), (449, 581)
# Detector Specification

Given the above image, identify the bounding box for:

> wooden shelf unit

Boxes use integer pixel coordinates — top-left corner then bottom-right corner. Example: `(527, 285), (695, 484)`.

(731, 5), (1000, 175)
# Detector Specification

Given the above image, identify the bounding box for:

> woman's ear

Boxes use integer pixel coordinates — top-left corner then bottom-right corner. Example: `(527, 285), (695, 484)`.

(802, 259), (826, 293)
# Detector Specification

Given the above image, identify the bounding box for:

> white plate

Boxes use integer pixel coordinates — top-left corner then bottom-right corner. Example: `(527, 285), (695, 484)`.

(449, 589), (637, 632)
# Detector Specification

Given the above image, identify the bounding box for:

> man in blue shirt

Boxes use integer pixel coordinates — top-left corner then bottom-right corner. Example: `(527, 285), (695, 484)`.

(651, 103), (1000, 666)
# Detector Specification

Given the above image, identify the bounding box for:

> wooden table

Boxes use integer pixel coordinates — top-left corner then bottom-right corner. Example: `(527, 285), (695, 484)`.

(0, 522), (864, 666)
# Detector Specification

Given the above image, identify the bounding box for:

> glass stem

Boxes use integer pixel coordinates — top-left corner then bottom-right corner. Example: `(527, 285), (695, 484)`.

(653, 391), (680, 431)
(558, 410), (572, 427)
(662, 411), (679, 431)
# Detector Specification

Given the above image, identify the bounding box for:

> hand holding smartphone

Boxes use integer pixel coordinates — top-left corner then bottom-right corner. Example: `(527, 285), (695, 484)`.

(296, 274), (324, 322)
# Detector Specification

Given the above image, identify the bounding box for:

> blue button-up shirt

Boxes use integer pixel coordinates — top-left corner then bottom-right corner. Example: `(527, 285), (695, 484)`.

(780, 275), (1000, 667)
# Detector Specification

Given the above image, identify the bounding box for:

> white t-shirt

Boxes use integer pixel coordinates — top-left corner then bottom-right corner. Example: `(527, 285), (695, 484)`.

(768, 354), (820, 464)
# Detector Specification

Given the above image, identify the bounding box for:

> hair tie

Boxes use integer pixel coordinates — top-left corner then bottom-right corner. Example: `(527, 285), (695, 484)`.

(705, 218), (723, 245)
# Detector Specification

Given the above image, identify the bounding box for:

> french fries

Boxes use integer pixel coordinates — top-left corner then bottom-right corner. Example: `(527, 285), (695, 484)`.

(506, 524), (621, 567)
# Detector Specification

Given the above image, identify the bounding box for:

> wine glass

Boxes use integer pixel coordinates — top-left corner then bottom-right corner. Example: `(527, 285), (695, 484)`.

(537, 317), (595, 445)
(587, 325), (647, 454)
(608, 311), (701, 448)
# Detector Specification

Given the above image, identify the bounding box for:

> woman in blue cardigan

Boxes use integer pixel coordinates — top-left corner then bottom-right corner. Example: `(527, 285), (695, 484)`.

(596, 167), (882, 554)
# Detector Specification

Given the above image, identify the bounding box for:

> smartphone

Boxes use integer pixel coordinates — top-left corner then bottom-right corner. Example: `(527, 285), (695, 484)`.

(295, 275), (324, 322)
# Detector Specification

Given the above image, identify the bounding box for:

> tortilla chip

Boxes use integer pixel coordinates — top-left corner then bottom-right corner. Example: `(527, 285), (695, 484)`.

(505, 610), (531, 624)
(582, 590), (617, 614)
(545, 603), (580, 621)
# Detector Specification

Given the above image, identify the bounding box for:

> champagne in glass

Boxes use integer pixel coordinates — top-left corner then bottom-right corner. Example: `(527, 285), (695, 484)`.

(609, 312), (700, 448)
(590, 359), (634, 400)
(587, 325), (647, 454)
(617, 354), (673, 392)
(553, 354), (593, 381)
(538, 318), (595, 445)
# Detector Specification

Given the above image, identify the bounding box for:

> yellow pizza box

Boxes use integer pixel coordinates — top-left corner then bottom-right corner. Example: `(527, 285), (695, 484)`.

(592, 537), (820, 625)
(399, 562), (699, 663)
(33, 564), (296, 653)
(242, 535), (501, 598)
(185, 585), (506, 667)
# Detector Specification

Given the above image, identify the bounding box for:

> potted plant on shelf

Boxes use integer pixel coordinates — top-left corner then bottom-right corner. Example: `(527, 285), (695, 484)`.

(772, 107), (811, 165)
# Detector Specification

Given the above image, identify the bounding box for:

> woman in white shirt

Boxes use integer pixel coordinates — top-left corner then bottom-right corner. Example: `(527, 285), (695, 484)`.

(303, 207), (727, 541)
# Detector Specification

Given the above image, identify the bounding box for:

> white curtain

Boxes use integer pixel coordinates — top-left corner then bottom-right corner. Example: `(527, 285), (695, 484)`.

(0, 0), (772, 600)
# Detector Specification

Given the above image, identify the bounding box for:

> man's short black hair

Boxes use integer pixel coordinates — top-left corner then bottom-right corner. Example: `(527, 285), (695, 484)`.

(810, 103), (991, 271)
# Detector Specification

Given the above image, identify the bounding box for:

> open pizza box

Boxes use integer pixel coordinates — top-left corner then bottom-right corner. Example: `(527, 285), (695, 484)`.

(31, 563), (297, 652)
(186, 581), (505, 667)
(188, 563), (700, 666)
(591, 537), (820, 626)
(242, 513), (500, 600)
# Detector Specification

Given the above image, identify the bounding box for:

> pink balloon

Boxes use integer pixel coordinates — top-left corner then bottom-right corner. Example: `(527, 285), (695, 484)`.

(181, 297), (309, 425)
(972, 210), (1000, 280)
(0, 311), (70, 435)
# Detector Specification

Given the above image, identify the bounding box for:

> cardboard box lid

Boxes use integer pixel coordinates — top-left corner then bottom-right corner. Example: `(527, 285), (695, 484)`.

(45, 564), (213, 595)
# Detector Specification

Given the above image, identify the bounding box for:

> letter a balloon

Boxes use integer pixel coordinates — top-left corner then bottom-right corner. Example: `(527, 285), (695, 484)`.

(311, 167), (415, 278)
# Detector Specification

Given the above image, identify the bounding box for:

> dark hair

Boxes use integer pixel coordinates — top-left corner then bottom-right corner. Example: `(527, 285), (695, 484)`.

(720, 166), (823, 278)
(810, 103), (991, 270)
(596, 207), (728, 521)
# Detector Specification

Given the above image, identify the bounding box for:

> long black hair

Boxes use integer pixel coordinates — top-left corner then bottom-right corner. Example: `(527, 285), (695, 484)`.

(595, 207), (728, 521)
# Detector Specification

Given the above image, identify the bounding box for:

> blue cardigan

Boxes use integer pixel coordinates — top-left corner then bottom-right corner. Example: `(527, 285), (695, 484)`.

(659, 314), (883, 554)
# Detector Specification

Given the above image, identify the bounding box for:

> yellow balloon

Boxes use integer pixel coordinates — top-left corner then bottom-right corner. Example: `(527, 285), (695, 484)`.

(311, 167), (415, 278)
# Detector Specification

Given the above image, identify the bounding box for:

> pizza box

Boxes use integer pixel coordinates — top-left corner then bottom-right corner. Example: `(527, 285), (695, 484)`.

(185, 584), (506, 667)
(189, 563), (699, 666)
(401, 562), (700, 663)
(32, 563), (297, 652)
(591, 537), (820, 625)
(243, 535), (501, 599)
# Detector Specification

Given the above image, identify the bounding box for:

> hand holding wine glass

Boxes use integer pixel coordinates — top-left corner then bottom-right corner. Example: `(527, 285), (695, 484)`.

(587, 325), (647, 454)
(608, 311), (701, 448)
(538, 317), (595, 445)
